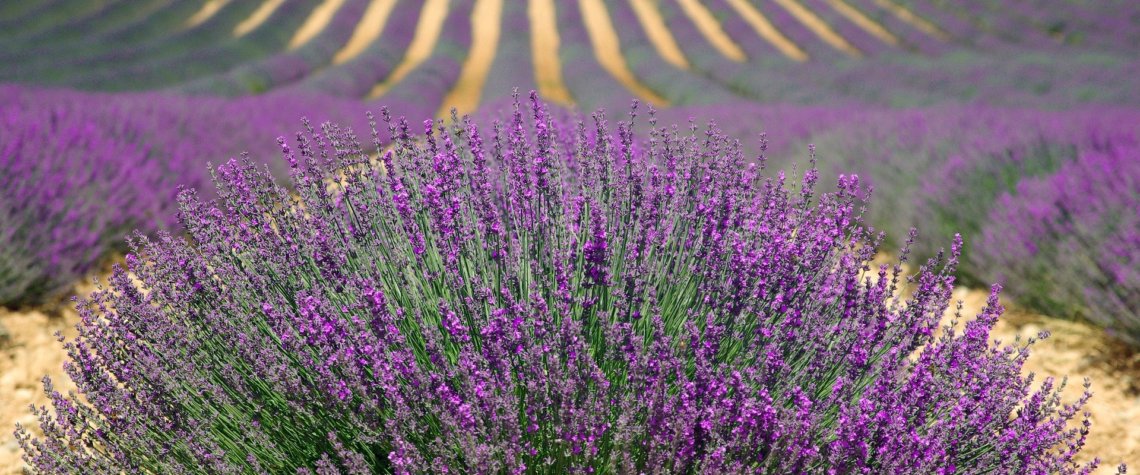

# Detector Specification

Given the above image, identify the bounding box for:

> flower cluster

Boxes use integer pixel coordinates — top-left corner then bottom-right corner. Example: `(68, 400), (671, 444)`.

(18, 96), (1107, 473)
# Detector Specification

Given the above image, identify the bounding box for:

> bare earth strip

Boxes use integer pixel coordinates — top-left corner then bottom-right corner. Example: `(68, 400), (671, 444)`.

(438, 0), (504, 117)
(577, 0), (669, 107)
(289, 0), (348, 50)
(772, 0), (863, 56)
(528, 0), (575, 107)
(723, 0), (809, 61)
(367, 0), (449, 99)
(333, 0), (398, 65)
(825, 0), (900, 46)
(675, 0), (748, 62)
(628, 0), (692, 69)
(872, 0), (950, 40)
(183, 0), (230, 30)
(233, 0), (287, 37)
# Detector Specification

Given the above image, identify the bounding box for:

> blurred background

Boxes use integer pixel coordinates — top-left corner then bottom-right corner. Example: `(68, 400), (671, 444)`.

(1, 0), (1138, 472)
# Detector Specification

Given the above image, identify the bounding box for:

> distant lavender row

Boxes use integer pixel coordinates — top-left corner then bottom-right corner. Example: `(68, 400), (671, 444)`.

(1, 1), (322, 90)
(0, 85), (371, 306)
(0, 95), (173, 305)
(891, 0), (1140, 52)
(787, 105), (1140, 341)
(975, 140), (1140, 345)
(4, 0), (1139, 109)
(19, 97), (1109, 473)
(178, 0), (376, 96)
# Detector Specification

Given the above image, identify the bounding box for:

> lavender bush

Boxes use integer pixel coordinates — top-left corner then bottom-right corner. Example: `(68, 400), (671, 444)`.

(797, 106), (1140, 274)
(756, 105), (1140, 351)
(18, 96), (1111, 473)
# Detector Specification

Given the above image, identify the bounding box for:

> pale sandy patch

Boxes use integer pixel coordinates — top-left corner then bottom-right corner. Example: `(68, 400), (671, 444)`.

(367, 0), (449, 99)
(333, 0), (398, 65)
(438, 0), (505, 117)
(528, 0), (575, 106)
(948, 287), (1139, 472)
(578, 0), (669, 107)
(234, 0), (287, 37)
(0, 307), (80, 475)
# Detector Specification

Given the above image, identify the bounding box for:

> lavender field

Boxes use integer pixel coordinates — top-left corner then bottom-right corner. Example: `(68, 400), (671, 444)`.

(1, 1), (1138, 473)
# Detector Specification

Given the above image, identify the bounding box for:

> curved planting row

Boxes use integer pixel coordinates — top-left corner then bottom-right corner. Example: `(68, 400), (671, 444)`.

(3, 0), (1135, 111)
(0, 92), (173, 306)
(177, 0), (375, 95)
(796, 106), (1140, 344)
(479, 0), (539, 111)
(367, 0), (473, 122)
(15, 97), (1113, 473)
(1, 1), (323, 90)
(974, 140), (1140, 346)
(0, 85), (371, 308)
(69, 0), (327, 91)
(295, 0), (422, 98)
(0, 0), (201, 63)
(552, 0), (647, 110)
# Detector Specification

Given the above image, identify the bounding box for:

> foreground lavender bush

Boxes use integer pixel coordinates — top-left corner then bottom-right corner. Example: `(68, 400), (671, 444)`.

(19, 97), (1110, 473)
(974, 140), (1140, 345)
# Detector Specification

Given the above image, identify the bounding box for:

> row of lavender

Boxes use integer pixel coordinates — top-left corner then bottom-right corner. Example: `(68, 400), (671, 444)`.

(889, 0), (1140, 53)
(2, 1), (1139, 109)
(794, 106), (1140, 345)
(0, 85), (371, 307)
(669, 102), (1140, 344)
(16, 95), (1115, 473)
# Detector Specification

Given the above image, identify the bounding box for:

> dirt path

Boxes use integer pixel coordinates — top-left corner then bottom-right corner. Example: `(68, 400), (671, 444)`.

(0, 306), (78, 474)
(1, 287), (1136, 472)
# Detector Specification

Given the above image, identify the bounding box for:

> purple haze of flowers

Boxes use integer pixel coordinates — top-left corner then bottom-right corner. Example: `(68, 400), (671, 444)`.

(973, 139), (1140, 345)
(0, 92), (174, 306)
(0, 85), (372, 307)
(18, 95), (1116, 474)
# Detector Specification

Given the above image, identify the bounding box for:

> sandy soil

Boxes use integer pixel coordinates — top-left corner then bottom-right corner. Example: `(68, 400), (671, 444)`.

(1, 286), (1136, 473)
(0, 305), (79, 475)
